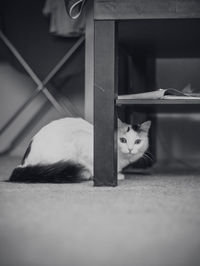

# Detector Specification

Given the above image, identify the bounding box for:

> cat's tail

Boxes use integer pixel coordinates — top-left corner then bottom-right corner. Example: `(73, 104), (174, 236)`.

(8, 161), (87, 183)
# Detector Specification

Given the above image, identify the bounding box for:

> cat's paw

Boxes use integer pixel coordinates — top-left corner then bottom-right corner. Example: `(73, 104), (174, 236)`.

(81, 169), (93, 180)
(118, 173), (125, 180)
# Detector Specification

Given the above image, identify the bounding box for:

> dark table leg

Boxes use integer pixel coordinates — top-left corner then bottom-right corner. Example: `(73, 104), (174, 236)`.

(94, 20), (118, 186)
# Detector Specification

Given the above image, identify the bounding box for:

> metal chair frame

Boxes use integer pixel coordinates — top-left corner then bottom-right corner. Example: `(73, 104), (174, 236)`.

(0, 30), (84, 154)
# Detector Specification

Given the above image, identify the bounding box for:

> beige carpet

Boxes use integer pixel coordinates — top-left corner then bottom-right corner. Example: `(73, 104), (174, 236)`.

(0, 156), (200, 266)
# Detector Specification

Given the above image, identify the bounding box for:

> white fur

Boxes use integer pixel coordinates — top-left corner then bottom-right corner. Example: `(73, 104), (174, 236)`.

(23, 117), (151, 180)
(24, 118), (93, 174)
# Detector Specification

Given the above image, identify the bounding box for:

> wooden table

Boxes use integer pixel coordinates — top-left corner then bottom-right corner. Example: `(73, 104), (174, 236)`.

(93, 0), (200, 186)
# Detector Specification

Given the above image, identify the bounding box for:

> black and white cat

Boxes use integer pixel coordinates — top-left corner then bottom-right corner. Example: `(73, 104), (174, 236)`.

(9, 117), (151, 182)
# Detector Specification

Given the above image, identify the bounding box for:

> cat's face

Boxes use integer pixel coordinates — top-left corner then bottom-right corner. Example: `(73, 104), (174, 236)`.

(118, 120), (151, 155)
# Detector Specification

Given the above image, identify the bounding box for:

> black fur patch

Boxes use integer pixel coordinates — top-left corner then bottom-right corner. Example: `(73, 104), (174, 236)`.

(132, 124), (141, 132)
(21, 140), (33, 165)
(9, 161), (86, 183)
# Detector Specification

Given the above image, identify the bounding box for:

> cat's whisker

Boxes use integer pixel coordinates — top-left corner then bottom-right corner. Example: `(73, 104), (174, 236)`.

(141, 156), (148, 166)
(146, 150), (153, 156)
(143, 153), (154, 162)
(145, 151), (154, 159)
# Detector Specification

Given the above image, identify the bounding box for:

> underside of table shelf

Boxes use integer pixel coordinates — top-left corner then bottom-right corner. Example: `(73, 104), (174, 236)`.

(116, 98), (200, 105)
(116, 98), (200, 113)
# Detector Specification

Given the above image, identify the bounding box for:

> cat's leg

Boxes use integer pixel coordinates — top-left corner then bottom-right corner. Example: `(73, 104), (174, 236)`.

(78, 133), (93, 180)
(80, 168), (93, 180)
(79, 161), (93, 180)
(117, 160), (125, 180)
(117, 173), (125, 180)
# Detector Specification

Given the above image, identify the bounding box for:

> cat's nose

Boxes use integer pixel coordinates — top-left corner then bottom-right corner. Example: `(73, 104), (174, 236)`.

(128, 148), (133, 153)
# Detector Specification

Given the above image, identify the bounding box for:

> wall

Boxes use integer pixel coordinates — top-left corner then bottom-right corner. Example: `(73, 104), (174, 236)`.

(0, 0), (85, 156)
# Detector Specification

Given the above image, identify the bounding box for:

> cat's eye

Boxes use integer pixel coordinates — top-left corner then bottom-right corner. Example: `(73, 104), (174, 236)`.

(135, 139), (141, 144)
(120, 137), (127, 143)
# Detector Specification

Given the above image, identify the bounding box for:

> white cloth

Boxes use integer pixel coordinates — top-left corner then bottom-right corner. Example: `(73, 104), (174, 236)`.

(43, 0), (85, 37)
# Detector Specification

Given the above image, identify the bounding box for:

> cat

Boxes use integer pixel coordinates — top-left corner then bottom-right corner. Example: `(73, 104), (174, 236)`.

(9, 117), (151, 183)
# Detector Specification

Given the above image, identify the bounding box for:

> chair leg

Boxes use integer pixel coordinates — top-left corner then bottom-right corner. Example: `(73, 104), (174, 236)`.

(0, 30), (84, 113)
(0, 101), (51, 155)
(0, 31), (85, 155)
(0, 31), (85, 136)
(0, 88), (42, 135)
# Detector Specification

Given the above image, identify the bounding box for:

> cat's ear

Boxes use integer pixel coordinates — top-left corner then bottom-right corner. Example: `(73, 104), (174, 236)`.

(118, 119), (129, 134)
(118, 119), (125, 129)
(140, 120), (151, 133)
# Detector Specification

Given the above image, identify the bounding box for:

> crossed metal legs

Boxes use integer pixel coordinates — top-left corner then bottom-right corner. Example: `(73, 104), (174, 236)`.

(0, 30), (84, 154)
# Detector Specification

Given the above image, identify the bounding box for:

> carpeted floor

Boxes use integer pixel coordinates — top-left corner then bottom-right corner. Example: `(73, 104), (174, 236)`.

(0, 156), (200, 266)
